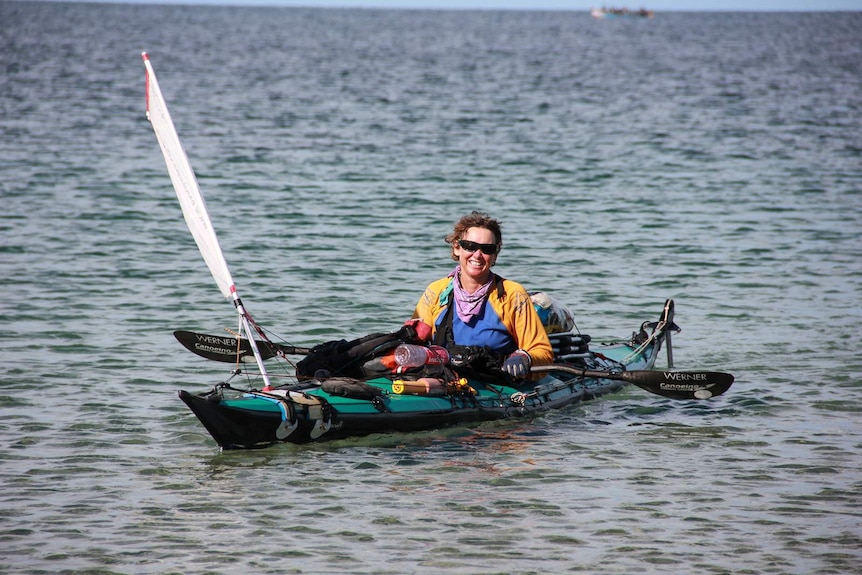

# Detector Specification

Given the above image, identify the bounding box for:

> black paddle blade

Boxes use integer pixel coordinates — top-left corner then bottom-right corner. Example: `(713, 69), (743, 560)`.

(173, 330), (311, 363)
(532, 365), (734, 400)
(613, 369), (734, 400)
(173, 330), (273, 363)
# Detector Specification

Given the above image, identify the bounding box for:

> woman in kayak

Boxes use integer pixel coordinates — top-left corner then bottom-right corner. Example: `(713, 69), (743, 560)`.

(410, 211), (553, 378)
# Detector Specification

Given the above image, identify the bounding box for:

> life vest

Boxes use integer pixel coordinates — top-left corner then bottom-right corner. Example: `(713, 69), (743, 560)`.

(431, 275), (516, 385)
(432, 274), (507, 348)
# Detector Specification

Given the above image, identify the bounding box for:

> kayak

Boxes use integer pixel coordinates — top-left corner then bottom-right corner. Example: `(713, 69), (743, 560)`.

(178, 300), (680, 449)
(142, 52), (734, 451)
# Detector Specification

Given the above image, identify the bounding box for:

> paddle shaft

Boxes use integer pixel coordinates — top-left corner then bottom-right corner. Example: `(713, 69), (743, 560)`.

(531, 364), (734, 400)
(175, 332), (734, 399)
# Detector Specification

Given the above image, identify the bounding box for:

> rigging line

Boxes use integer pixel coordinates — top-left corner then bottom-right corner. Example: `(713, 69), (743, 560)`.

(620, 325), (662, 365)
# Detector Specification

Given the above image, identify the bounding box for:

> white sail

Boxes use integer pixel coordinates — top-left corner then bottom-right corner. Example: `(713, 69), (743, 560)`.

(142, 53), (234, 299)
(143, 52), (272, 389)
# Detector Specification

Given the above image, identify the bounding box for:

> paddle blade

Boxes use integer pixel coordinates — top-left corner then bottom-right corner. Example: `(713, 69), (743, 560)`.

(532, 364), (734, 400)
(174, 330), (278, 363)
(617, 370), (735, 400)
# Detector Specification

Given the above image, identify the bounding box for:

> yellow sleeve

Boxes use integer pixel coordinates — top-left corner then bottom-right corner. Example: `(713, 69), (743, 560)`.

(411, 277), (451, 337)
(492, 280), (554, 366)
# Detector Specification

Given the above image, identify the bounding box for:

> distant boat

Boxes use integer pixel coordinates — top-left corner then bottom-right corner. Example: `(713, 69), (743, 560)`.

(591, 7), (655, 19)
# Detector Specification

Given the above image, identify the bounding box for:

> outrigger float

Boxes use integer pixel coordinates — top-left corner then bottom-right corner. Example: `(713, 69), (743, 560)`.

(142, 53), (734, 449)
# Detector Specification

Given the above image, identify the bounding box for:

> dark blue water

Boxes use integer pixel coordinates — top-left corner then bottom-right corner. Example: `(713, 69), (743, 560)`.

(1, 2), (861, 573)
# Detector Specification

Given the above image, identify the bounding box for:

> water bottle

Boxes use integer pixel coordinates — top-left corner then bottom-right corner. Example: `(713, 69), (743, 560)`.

(393, 344), (450, 368)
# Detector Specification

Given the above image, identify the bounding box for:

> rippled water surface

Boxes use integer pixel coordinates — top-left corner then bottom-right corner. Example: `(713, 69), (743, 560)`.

(1, 2), (861, 573)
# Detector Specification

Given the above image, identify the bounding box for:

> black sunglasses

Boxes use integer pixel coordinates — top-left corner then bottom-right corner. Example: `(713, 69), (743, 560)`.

(458, 239), (499, 255)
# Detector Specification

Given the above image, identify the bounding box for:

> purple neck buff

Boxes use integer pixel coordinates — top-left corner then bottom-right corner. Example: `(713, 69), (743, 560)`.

(450, 265), (493, 323)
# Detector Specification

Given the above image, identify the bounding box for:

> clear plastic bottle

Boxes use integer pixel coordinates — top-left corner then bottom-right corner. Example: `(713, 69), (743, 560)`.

(393, 344), (450, 368)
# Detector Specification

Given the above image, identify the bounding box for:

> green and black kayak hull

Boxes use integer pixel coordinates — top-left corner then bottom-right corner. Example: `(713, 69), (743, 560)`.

(179, 329), (666, 449)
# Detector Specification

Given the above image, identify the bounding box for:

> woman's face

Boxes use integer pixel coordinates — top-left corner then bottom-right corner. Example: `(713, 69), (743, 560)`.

(454, 226), (498, 289)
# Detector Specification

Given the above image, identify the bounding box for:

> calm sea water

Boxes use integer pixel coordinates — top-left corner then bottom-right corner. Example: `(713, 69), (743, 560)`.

(1, 2), (861, 573)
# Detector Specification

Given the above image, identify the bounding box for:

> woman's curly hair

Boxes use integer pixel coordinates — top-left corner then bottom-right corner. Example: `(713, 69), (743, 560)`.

(445, 211), (502, 261)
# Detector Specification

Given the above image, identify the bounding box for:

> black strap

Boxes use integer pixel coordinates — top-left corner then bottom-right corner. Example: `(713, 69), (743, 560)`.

(432, 289), (455, 347)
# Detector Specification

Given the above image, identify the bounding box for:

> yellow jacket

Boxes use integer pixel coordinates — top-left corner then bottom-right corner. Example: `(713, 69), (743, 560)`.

(412, 275), (553, 367)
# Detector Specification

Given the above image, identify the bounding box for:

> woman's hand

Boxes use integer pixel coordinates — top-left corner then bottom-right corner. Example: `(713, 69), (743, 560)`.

(502, 349), (531, 378)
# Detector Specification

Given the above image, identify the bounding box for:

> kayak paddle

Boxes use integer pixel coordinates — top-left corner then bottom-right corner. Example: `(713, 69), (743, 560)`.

(531, 364), (734, 400)
(173, 330), (311, 363)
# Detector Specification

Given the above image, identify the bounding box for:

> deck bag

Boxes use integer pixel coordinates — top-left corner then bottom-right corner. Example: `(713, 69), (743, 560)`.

(295, 324), (424, 381)
(320, 377), (384, 400)
(530, 291), (576, 334)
